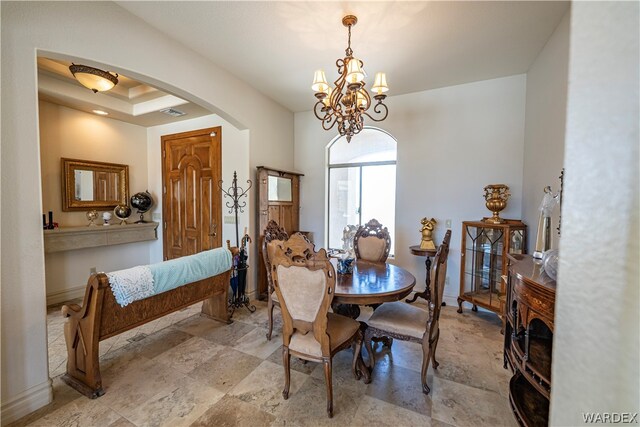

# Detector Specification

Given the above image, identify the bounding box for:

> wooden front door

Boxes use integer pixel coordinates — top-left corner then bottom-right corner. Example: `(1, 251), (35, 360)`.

(162, 127), (222, 260)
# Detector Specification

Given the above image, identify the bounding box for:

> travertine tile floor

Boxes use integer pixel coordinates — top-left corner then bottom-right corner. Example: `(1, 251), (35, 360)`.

(11, 298), (515, 427)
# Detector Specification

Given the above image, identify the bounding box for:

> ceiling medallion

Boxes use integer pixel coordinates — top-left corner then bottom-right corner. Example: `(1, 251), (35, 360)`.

(69, 64), (119, 93)
(312, 15), (389, 142)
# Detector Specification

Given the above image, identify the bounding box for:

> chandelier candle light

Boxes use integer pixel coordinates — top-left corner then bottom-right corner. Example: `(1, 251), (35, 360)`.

(312, 15), (389, 142)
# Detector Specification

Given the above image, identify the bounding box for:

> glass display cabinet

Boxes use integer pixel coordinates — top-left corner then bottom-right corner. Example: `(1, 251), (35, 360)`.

(457, 219), (526, 315)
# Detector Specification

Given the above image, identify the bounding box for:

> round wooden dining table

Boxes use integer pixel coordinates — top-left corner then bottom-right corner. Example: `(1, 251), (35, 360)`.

(331, 259), (417, 317)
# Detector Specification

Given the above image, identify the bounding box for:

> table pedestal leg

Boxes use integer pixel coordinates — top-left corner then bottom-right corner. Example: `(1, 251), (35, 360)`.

(406, 256), (432, 303)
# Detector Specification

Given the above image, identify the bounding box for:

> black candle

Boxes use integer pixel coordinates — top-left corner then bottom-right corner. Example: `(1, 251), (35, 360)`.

(43, 214), (47, 229)
(48, 211), (54, 229)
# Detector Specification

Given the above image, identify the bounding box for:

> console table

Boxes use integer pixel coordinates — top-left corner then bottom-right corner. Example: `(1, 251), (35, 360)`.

(504, 254), (556, 427)
(44, 222), (158, 253)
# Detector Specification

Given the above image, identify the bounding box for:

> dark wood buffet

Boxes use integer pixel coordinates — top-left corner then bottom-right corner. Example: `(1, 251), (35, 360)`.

(504, 254), (556, 427)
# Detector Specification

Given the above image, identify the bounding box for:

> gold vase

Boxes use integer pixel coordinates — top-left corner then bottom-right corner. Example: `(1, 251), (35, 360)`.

(483, 184), (510, 224)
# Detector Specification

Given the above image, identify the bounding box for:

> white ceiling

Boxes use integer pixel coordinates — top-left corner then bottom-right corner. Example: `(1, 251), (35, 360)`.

(117, 1), (569, 113)
(37, 58), (212, 127)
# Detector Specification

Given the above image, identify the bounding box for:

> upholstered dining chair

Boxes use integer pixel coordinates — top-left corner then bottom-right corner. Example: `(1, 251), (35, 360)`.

(269, 233), (365, 418)
(353, 218), (391, 263)
(262, 220), (289, 341)
(364, 229), (452, 394)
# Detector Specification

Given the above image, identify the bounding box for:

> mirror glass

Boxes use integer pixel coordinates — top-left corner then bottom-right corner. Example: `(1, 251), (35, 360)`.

(73, 169), (121, 201)
(268, 176), (292, 202)
(62, 158), (129, 211)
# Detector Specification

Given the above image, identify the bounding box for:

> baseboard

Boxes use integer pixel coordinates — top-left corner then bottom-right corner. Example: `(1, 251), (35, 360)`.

(1, 379), (53, 426)
(442, 294), (459, 307)
(46, 285), (85, 306)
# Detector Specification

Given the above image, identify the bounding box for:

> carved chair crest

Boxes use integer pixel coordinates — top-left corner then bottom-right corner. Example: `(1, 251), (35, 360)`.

(353, 218), (392, 262)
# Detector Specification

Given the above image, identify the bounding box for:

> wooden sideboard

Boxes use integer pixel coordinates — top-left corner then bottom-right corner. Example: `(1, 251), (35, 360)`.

(504, 254), (556, 427)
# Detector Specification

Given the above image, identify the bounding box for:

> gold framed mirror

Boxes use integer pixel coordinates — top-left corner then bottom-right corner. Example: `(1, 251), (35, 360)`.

(61, 158), (129, 211)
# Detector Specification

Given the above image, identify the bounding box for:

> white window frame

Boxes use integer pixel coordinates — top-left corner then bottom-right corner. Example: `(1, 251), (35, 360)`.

(324, 127), (397, 254)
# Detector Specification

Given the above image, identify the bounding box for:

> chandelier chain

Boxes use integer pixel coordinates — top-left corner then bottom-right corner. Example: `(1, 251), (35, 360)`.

(346, 24), (353, 57)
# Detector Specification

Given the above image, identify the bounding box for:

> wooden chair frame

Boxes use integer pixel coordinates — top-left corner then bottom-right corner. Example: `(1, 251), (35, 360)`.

(364, 229), (451, 394)
(270, 233), (366, 417)
(261, 220), (289, 340)
(353, 218), (392, 263)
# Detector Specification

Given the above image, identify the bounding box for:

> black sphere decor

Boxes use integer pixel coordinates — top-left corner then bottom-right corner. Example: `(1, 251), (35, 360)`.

(130, 191), (153, 223)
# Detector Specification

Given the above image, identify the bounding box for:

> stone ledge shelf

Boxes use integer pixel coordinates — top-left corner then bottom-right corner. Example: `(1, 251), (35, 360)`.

(44, 222), (159, 253)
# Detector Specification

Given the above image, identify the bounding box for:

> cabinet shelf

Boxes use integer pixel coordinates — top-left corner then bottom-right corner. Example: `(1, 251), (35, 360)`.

(509, 373), (549, 427)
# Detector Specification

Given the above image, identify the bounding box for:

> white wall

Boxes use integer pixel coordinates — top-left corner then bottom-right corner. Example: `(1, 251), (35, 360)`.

(146, 114), (250, 267)
(550, 2), (639, 424)
(295, 75), (527, 301)
(39, 101), (152, 304)
(522, 10), (570, 253)
(0, 2), (293, 423)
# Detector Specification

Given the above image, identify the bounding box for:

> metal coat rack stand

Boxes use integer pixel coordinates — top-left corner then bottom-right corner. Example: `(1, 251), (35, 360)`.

(218, 171), (256, 317)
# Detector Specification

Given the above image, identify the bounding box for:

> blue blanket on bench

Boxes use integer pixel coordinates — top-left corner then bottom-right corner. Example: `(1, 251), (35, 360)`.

(107, 247), (232, 307)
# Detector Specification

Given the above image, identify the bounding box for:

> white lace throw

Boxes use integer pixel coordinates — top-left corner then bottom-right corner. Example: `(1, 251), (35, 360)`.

(107, 265), (154, 307)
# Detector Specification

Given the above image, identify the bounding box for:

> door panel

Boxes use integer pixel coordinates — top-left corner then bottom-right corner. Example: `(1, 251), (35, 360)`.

(162, 127), (221, 260)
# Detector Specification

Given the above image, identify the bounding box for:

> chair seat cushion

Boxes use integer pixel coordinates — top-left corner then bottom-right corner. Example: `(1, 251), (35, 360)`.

(289, 313), (360, 357)
(366, 302), (428, 339)
(271, 291), (279, 303)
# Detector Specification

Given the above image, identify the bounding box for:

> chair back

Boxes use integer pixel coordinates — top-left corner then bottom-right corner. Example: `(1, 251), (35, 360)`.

(270, 233), (335, 356)
(262, 220), (289, 294)
(428, 229), (452, 325)
(353, 219), (391, 263)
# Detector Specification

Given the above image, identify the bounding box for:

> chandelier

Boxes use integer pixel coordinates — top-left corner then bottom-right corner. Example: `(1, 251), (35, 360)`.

(312, 15), (389, 142)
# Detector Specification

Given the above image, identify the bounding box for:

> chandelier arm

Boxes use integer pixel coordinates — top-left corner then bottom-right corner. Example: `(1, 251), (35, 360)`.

(363, 102), (389, 122)
(322, 113), (339, 131)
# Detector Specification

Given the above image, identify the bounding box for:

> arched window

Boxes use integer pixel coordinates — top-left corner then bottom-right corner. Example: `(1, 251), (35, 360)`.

(327, 128), (397, 254)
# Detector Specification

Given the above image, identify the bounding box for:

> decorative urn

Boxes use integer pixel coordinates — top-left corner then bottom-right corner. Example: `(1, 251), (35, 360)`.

(483, 184), (510, 224)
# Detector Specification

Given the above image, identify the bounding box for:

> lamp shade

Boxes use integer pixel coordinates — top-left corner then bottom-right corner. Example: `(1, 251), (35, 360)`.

(346, 58), (365, 84)
(372, 72), (389, 94)
(312, 70), (329, 93)
(69, 64), (119, 93)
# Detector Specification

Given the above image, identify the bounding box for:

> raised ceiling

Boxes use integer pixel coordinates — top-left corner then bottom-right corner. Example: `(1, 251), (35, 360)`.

(117, 1), (569, 113)
(37, 57), (212, 127)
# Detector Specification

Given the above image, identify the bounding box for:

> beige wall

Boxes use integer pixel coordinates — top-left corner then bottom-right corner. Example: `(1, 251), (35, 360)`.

(294, 75), (527, 303)
(550, 2), (639, 424)
(1, 2), (293, 423)
(522, 10), (570, 253)
(38, 101), (152, 304)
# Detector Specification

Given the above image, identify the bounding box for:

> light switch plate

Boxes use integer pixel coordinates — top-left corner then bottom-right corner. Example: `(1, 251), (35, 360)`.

(445, 219), (452, 228)
(224, 216), (235, 224)
(152, 213), (161, 221)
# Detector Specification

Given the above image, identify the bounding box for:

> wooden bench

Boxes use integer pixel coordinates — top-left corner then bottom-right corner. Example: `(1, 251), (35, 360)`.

(61, 268), (231, 398)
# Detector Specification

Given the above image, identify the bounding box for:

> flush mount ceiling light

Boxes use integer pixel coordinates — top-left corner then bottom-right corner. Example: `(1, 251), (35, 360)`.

(312, 15), (389, 142)
(69, 64), (119, 93)
(92, 109), (109, 116)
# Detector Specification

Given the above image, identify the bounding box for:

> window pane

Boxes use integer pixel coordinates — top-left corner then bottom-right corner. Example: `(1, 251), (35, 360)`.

(361, 164), (396, 255)
(329, 129), (396, 164)
(328, 167), (360, 249)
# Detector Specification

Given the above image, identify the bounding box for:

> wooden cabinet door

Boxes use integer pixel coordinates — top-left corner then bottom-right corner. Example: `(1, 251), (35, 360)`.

(162, 127), (222, 260)
(256, 167), (303, 298)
